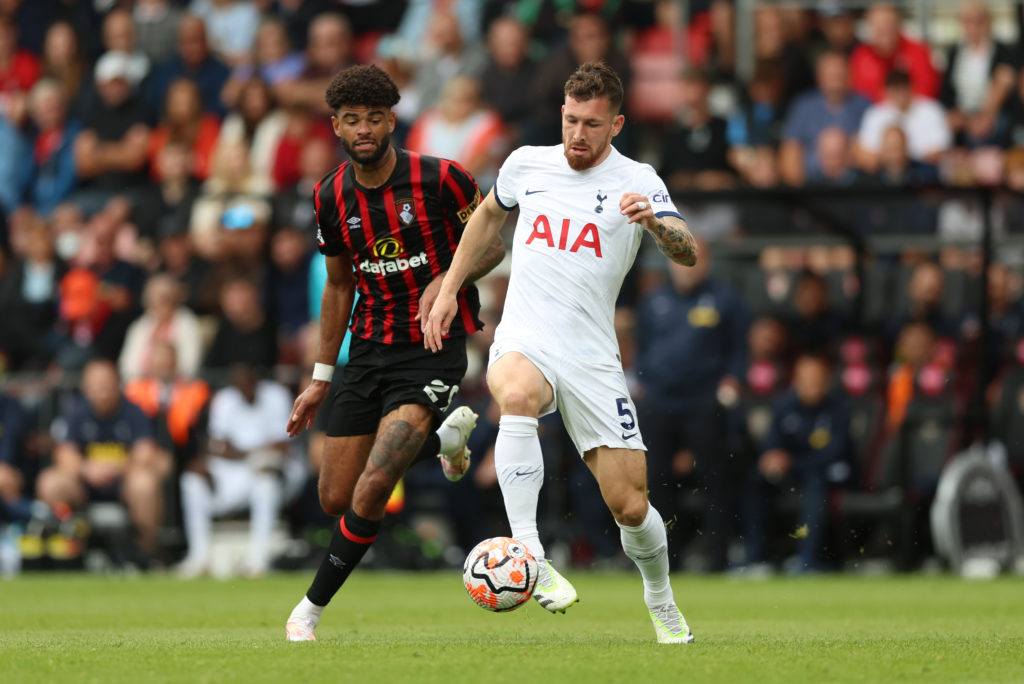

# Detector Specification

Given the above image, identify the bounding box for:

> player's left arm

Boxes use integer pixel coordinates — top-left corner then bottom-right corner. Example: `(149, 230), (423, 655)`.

(620, 192), (698, 266)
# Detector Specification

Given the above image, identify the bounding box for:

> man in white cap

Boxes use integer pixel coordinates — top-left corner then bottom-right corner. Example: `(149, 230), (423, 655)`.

(72, 51), (151, 213)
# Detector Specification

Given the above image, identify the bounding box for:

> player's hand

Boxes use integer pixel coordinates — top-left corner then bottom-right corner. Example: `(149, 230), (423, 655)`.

(619, 192), (656, 229)
(82, 460), (123, 489)
(424, 291), (458, 353)
(287, 380), (331, 437)
(415, 272), (446, 324)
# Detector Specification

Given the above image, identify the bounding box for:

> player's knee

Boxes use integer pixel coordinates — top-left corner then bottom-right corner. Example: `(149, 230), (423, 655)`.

(318, 479), (351, 517)
(497, 387), (542, 417)
(610, 495), (648, 527)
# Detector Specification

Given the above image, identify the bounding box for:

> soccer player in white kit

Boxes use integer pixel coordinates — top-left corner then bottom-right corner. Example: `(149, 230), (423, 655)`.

(424, 62), (698, 644)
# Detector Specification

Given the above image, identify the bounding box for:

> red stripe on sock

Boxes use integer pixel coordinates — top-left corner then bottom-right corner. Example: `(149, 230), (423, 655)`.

(339, 516), (377, 544)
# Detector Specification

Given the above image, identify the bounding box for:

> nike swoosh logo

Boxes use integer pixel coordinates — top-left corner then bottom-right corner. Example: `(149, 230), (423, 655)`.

(621, 432), (637, 440)
(525, 189), (547, 195)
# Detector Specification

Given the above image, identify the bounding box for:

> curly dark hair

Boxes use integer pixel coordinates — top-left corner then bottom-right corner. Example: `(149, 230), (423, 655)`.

(564, 61), (623, 114)
(324, 64), (401, 112)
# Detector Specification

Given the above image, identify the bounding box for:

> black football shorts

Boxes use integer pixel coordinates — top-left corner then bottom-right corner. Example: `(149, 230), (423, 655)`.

(325, 335), (467, 437)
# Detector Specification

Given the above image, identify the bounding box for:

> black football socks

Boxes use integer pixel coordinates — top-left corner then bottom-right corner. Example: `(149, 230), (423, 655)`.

(306, 509), (381, 606)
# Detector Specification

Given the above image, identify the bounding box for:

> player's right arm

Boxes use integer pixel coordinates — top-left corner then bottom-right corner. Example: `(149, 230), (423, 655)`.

(287, 251), (356, 436)
(423, 189), (509, 352)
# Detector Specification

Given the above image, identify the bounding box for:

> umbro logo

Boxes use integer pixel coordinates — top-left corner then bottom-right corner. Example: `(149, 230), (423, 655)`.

(525, 189), (547, 196)
(346, 216), (361, 226)
(328, 554), (346, 569)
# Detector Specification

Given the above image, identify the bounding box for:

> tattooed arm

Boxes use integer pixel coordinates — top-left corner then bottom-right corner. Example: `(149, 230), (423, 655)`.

(465, 235), (506, 283)
(619, 193), (698, 266)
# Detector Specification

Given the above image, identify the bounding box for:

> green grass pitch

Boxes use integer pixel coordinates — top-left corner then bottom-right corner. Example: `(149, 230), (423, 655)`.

(2, 572), (1022, 683)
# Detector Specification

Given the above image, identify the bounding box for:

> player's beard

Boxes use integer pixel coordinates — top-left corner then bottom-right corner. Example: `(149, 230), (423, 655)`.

(562, 133), (610, 171)
(342, 132), (392, 165)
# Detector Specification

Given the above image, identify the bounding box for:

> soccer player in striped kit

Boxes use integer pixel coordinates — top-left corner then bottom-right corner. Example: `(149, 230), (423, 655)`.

(284, 65), (505, 641)
(425, 62), (698, 644)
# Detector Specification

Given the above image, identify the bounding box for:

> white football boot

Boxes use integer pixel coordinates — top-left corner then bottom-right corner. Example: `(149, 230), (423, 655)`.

(285, 615), (318, 642)
(438, 406), (477, 482)
(647, 602), (695, 644)
(532, 559), (579, 613)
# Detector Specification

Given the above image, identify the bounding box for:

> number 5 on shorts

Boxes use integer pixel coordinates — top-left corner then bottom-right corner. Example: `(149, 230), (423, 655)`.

(616, 397), (635, 430)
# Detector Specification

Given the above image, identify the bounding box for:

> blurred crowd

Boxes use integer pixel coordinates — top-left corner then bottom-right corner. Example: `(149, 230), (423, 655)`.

(2, 0), (1024, 575)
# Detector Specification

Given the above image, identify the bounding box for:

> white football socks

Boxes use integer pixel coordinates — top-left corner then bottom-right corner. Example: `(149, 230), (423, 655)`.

(495, 415), (546, 561)
(179, 471), (213, 566)
(618, 504), (675, 608)
(290, 596), (325, 622)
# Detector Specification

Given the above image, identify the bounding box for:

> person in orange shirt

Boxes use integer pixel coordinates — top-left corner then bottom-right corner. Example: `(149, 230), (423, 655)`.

(148, 77), (220, 181)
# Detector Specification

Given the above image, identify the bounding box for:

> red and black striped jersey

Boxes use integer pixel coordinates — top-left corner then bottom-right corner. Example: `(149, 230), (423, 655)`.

(313, 148), (484, 345)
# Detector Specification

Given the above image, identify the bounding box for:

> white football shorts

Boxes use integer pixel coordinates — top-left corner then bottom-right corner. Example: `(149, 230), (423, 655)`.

(488, 335), (647, 456)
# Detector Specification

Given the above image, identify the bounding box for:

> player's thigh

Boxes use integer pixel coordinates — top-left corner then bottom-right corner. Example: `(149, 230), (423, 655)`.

(486, 351), (555, 417)
(583, 446), (649, 525)
(363, 403), (435, 481)
(318, 434), (375, 514)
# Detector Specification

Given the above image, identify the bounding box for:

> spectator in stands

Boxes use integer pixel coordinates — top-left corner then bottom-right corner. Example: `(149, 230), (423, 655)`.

(941, 0), (1017, 148)
(780, 51), (870, 186)
(814, 2), (859, 56)
(527, 12), (630, 147)
(215, 77), (287, 190)
(885, 262), (959, 342)
(73, 51), (151, 215)
(148, 78), (220, 182)
(27, 78), (80, 216)
(101, 8), (150, 87)
(856, 70), (951, 173)
(748, 315), (790, 364)
(268, 103), (334, 191)
(3, 214), (64, 367)
(849, 3), (939, 103)
(480, 17), (535, 142)
(886, 321), (939, 430)
(0, 92), (31, 214)
(268, 0), (335, 52)
(36, 359), (170, 557)
(205, 276), (276, 370)
(0, 390), (32, 523)
(190, 0), (261, 67)
(859, 126), (940, 186)
(753, 5), (814, 108)
(133, 0), (186, 65)
(662, 67), (733, 190)
(124, 340), (209, 468)
(0, 17), (39, 105)
(727, 61), (786, 179)
(272, 13), (353, 115)
(189, 140), (272, 263)
(119, 274), (203, 381)
(636, 241), (748, 571)
(132, 141), (201, 244)
(268, 223), (312, 361)
(405, 10), (488, 119)
(406, 75), (506, 190)
(221, 17), (305, 110)
(273, 136), (334, 239)
(40, 21), (93, 123)
(742, 353), (851, 572)
(787, 271), (848, 353)
(1005, 69), (1024, 149)
(810, 127), (857, 186)
(157, 219), (211, 315)
(178, 363), (303, 577)
(145, 14), (230, 117)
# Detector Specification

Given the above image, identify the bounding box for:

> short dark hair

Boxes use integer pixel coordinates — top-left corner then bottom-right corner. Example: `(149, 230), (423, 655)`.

(564, 61), (623, 114)
(885, 69), (911, 89)
(325, 64), (400, 112)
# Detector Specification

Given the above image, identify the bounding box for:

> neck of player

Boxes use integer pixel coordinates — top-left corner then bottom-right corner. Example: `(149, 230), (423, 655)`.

(352, 145), (397, 189)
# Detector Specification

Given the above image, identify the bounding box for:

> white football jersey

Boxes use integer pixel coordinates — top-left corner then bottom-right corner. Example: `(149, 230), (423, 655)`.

(493, 144), (681, 363)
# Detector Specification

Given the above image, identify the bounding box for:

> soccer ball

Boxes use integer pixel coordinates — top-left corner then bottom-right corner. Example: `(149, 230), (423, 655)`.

(463, 537), (538, 612)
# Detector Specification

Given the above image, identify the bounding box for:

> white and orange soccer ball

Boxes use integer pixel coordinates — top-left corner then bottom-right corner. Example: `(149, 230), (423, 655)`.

(463, 537), (538, 612)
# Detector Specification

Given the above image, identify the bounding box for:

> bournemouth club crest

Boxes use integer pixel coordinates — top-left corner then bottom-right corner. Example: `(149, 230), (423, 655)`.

(395, 198), (416, 226)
